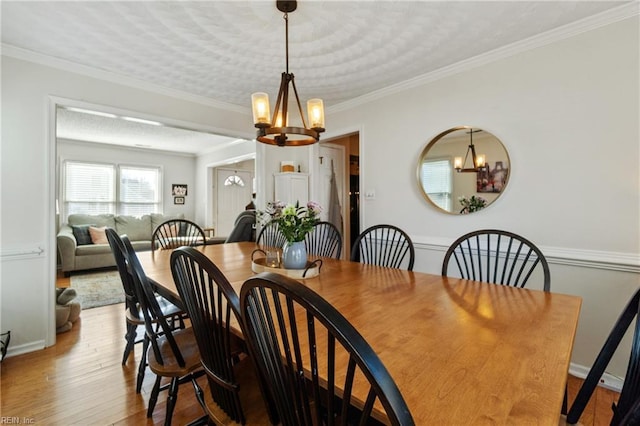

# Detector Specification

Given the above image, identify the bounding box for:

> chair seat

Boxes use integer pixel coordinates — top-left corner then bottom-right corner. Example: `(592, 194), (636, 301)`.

(200, 356), (272, 425)
(126, 294), (185, 325)
(148, 327), (202, 378)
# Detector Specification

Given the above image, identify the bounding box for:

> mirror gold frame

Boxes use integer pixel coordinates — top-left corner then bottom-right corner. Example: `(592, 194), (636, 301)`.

(417, 126), (510, 215)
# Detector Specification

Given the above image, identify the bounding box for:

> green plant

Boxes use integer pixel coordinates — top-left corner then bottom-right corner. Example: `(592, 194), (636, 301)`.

(459, 195), (487, 214)
(259, 201), (322, 243)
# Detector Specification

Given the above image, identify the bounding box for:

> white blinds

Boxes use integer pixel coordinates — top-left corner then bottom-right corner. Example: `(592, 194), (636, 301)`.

(119, 166), (161, 216)
(420, 159), (452, 211)
(63, 161), (161, 220)
(64, 162), (115, 216)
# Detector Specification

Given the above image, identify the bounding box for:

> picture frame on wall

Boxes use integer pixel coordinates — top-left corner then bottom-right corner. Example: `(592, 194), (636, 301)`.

(174, 196), (185, 205)
(172, 184), (188, 196)
(477, 161), (509, 193)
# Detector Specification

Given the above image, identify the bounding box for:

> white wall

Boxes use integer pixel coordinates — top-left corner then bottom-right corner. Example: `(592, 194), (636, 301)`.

(1, 55), (252, 354)
(57, 139), (198, 221)
(327, 17), (639, 378)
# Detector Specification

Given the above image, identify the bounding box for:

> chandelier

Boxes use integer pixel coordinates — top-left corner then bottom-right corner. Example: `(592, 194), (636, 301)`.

(454, 128), (486, 173)
(251, 0), (325, 147)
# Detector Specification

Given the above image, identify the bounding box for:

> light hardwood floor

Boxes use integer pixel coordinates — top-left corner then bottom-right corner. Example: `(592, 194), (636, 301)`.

(1, 294), (620, 425)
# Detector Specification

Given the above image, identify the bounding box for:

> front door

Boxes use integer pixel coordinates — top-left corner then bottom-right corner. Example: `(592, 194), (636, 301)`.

(216, 169), (253, 237)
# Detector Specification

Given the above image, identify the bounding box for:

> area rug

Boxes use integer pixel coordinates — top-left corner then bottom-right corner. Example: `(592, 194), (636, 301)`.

(70, 270), (125, 309)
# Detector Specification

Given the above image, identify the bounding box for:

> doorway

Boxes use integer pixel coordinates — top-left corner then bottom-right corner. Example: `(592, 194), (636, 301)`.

(215, 168), (254, 237)
(50, 98), (254, 346)
(319, 132), (359, 259)
(349, 155), (360, 250)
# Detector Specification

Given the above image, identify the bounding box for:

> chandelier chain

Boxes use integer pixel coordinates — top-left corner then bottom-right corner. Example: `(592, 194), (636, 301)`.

(284, 12), (289, 74)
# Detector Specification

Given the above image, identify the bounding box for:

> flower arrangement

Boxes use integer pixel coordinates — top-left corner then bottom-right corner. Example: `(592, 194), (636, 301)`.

(259, 201), (322, 243)
(459, 195), (487, 214)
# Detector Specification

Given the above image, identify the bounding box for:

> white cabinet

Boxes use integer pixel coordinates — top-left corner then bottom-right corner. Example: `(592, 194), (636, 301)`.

(274, 172), (309, 206)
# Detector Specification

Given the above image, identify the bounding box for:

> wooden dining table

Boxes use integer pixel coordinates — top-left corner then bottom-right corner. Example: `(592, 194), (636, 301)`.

(137, 242), (582, 425)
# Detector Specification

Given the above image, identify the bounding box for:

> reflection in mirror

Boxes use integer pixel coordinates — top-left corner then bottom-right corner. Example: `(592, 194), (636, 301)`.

(417, 127), (510, 215)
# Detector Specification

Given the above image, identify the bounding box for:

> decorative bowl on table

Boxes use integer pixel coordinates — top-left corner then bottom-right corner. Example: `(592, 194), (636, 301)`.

(251, 249), (322, 279)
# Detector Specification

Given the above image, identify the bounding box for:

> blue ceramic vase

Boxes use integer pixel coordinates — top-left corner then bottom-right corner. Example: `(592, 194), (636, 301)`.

(282, 241), (307, 269)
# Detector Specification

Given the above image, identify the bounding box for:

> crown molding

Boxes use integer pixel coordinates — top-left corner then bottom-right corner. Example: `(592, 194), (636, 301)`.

(329, 2), (640, 113)
(1, 44), (249, 115)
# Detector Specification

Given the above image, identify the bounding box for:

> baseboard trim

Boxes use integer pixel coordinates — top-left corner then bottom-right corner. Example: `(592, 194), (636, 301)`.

(569, 362), (624, 392)
(5, 340), (46, 359)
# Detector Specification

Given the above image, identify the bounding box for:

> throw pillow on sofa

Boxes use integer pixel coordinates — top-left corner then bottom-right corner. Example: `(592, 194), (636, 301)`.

(89, 226), (109, 244)
(71, 224), (94, 245)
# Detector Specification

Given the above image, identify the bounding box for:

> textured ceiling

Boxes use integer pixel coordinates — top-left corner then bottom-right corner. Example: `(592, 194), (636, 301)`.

(2, 1), (630, 154)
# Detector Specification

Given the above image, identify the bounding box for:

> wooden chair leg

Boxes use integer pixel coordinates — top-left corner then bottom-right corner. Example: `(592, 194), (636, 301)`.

(164, 377), (180, 426)
(136, 336), (149, 394)
(148, 375), (161, 418)
(122, 321), (137, 365)
(191, 375), (205, 411)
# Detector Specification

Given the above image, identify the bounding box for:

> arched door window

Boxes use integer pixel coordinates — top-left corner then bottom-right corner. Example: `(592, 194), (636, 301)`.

(224, 175), (245, 187)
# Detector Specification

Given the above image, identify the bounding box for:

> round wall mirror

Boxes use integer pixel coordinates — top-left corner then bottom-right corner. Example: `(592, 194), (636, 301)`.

(417, 126), (510, 215)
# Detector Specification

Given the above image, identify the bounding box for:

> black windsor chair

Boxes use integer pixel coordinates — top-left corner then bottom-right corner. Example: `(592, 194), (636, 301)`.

(441, 229), (551, 291)
(240, 272), (415, 426)
(566, 288), (640, 425)
(170, 247), (273, 425)
(120, 235), (205, 426)
(256, 220), (287, 250)
(351, 224), (415, 271)
(442, 229), (556, 410)
(105, 228), (186, 394)
(305, 221), (342, 259)
(152, 219), (207, 251)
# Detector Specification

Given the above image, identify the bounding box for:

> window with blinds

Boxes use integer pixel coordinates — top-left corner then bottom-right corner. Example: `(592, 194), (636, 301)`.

(63, 161), (161, 220)
(420, 158), (452, 211)
(119, 166), (161, 217)
(64, 162), (116, 216)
